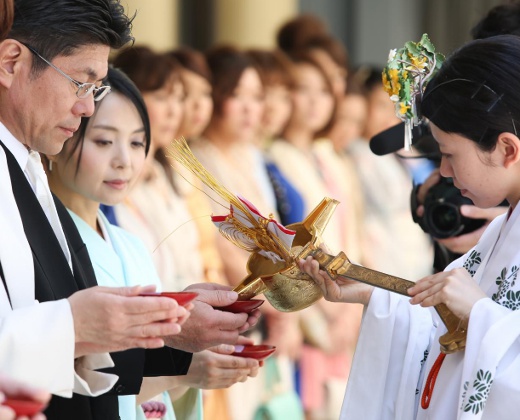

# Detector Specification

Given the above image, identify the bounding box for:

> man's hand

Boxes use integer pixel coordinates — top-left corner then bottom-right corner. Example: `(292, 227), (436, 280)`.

(69, 285), (187, 357)
(164, 283), (261, 353)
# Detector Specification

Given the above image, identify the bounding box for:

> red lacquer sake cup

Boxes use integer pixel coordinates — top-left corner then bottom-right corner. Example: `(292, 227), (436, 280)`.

(231, 344), (276, 360)
(2, 398), (47, 416)
(139, 291), (198, 307)
(214, 299), (264, 314)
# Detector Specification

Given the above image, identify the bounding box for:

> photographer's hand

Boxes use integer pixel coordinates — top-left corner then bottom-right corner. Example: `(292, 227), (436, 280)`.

(415, 169), (441, 218)
(436, 205), (507, 254)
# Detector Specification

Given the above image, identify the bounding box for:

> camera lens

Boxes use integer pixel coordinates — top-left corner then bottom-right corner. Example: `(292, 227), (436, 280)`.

(427, 202), (463, 238)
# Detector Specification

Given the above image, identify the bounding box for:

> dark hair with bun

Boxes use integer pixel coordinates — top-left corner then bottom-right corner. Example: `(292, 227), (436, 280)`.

(422, 35), (520, 152)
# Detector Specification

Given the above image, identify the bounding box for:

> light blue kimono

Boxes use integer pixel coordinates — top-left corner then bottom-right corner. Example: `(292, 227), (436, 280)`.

(70, 210), (177, 420)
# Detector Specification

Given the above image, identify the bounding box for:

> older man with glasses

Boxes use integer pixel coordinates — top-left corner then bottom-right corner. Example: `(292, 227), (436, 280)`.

(21, 42), (112, 103)
(0, 1), (193, 419)
(0, 1), (262, 419)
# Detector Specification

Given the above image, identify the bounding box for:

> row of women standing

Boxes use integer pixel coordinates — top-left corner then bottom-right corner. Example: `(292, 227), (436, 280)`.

(47, 15), (433, 420)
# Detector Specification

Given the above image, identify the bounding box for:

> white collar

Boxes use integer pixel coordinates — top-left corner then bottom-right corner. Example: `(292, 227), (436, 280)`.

(0, 122), (29, 171)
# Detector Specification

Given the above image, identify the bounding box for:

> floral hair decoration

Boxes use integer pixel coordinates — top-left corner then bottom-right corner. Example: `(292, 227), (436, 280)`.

(382, 33), (445, 150)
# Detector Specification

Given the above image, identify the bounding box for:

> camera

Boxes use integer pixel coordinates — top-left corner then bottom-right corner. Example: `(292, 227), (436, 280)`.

(370, 121), (486, 239)
(411, 177), (486, 239)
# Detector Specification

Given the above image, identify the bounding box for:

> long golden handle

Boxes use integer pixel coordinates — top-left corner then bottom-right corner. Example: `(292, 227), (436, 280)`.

(312, 249), (466, 354)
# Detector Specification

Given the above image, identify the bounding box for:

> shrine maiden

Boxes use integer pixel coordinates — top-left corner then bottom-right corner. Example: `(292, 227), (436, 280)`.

(301, 34), (520, 420)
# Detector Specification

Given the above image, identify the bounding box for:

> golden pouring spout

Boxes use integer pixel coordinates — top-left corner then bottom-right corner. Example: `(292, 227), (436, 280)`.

(233, 198), (467, 354)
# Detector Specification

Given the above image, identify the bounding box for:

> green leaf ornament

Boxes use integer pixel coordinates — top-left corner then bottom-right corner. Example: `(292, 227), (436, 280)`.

(382, 33), (445, 150)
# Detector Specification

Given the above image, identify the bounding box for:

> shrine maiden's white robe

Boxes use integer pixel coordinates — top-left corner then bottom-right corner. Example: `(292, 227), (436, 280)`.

(341, 203), (520, 420)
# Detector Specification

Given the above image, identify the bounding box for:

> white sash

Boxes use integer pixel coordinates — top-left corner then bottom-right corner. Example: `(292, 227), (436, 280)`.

(25, 151), (72, 270)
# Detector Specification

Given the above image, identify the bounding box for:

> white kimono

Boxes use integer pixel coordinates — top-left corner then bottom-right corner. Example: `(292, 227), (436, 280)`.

(342, 204), (520, 420)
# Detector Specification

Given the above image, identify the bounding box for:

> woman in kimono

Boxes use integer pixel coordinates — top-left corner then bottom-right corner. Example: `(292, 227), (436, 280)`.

(111, 46), (203, 292)
(45, 67), (261, 420)
(301, 34), (520, 420)
(45, 66), (190, 420)
(246, 48), (306, 228)
(187, 44), (304, 420)
(266, 50), (364, 419)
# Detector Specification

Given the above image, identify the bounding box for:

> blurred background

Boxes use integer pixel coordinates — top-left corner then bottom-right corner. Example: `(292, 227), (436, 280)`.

(125, 0), (504, 65)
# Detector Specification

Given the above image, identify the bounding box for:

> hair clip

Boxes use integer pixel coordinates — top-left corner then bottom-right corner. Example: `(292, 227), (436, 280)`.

(486, 93), (504, 113)
(383, 34), (445, 150)
(468, 80), (504, 113)
(470, 81), (486, 99)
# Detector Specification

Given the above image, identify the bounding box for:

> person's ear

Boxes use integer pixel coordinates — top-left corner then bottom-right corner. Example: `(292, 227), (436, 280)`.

(0, 40), (25, 89)
(497, 131), (520, 169)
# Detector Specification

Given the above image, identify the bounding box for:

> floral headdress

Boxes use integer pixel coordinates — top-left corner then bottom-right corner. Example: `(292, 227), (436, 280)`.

(382, 33), (444, 150)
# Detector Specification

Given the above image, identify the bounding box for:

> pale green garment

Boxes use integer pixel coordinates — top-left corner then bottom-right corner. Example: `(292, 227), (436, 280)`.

(71, 210), (203, 420)
(172, 388), (203, 420)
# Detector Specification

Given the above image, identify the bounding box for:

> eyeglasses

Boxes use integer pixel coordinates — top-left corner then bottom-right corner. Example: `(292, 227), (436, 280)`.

(21, 42), (111, 102)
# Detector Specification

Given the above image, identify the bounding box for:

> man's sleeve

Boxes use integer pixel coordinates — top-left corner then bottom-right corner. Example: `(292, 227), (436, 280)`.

(0, 299), (116, 397)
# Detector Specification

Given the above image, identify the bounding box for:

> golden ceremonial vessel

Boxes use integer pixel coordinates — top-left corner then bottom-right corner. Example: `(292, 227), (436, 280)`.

(168, 138), (466, 354)
(233, 197), (466, 354)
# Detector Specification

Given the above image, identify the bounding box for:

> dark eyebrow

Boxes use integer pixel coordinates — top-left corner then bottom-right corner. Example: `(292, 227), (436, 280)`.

(84, 67), (104, 82)
(91, 124), (145, 134)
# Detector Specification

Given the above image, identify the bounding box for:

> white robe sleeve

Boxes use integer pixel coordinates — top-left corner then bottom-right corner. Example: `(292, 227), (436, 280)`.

(0, 299), (117, 398)
(340, 288), (435, 420)
(458, 298), (520, 419)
